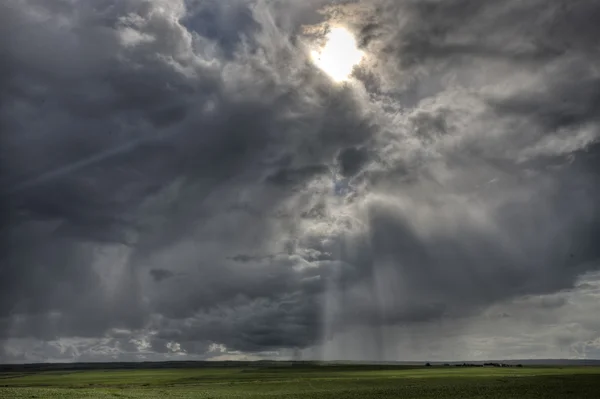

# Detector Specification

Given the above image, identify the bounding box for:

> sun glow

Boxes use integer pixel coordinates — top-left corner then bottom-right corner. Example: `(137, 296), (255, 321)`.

(311, 27), (365, 83)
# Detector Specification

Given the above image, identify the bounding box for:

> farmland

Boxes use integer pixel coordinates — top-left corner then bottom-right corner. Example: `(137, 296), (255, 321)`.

(1, 362), (600, 398)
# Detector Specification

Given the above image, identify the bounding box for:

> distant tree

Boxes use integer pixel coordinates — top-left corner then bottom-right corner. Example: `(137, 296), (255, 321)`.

(425, 363), (432, 367)
(517, 364), (523, 368)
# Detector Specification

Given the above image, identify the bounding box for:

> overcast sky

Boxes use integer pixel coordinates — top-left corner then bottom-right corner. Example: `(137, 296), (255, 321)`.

(1, 0), (599, 363)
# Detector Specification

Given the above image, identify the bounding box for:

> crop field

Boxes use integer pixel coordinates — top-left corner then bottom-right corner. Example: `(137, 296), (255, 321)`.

(1, 364), (600, 398)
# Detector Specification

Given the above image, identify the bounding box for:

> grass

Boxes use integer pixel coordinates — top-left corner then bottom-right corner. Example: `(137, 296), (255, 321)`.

(1, 364), (600, 398)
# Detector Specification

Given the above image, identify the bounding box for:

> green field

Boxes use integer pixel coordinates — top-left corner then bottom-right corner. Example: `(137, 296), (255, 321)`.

(2, 364), (600, 398)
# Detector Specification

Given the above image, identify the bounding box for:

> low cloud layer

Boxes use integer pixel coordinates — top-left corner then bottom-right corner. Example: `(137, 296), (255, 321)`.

(1, 0), (599, 363)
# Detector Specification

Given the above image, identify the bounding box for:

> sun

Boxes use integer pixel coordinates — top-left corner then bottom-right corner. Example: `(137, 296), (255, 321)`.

(311, 27), (365, 83)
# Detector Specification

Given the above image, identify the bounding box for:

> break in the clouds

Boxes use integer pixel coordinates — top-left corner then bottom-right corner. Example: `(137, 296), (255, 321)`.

(1, 0), (599, 363)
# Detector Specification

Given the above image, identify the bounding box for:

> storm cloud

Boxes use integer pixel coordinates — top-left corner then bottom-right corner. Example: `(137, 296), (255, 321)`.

(1, 0), (599, 363)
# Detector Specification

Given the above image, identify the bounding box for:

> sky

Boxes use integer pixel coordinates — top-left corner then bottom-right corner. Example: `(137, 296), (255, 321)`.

(1, 0), (599, 363)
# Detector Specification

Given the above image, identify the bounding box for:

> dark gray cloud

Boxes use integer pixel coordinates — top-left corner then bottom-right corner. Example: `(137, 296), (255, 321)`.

(1, 0), (599, 363)
(149, 269), (175, 282)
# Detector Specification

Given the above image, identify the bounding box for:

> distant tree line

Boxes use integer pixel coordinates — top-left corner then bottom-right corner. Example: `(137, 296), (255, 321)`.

(482, 362), (523, 368)
(428, 363), (524, 368)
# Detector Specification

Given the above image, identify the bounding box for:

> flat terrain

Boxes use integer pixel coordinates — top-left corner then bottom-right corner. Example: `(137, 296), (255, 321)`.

(1, 363), (600, 398)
